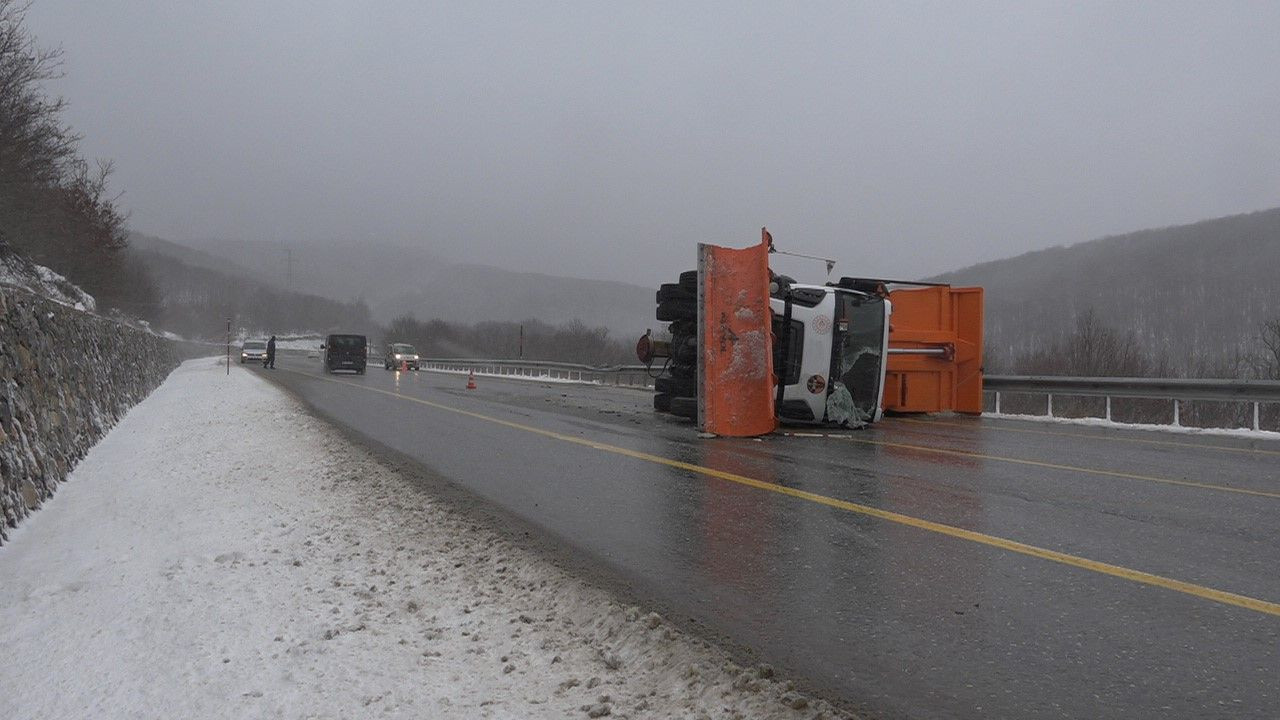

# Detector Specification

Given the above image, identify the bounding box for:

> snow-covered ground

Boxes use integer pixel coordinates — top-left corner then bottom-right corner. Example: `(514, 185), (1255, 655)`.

(0, 359), (848, 720)
(988, 411), (1280, 440)
(0, 247), (96, 311)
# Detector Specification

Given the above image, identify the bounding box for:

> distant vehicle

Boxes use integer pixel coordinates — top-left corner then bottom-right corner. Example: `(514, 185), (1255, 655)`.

(240, 339), (269, 364)
(321, 334), (367, 374)
(384, 343), (420, 370)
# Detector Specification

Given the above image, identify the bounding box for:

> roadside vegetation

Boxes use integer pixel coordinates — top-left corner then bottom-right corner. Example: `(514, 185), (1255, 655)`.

(0, 0), (152, 314)
(0, 1), (372, 337)
(999, 308), (1280, 429)
(384, 315), (635, 366)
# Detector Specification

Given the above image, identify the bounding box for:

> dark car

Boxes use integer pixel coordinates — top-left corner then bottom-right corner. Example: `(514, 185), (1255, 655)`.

(322, 334), (367, 374)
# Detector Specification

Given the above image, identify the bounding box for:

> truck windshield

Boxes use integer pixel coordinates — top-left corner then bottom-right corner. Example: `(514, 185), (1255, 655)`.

(832, 293), (886, 420)
(393, 345), (415, 354)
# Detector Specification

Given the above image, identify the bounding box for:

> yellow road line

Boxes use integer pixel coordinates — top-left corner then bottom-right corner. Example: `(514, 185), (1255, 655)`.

(837, 436), (1280, 499)
(280, 368), (1280, 618)
(889, 416), (1280, 457)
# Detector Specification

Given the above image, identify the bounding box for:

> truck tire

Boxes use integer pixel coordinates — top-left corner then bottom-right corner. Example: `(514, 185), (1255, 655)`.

(653, 393), (673, 412)
(655, 375), (696, 396)
(656, 298), (695, 322)
(657, 283), (693, 303)
(671, 338), (697, 363)
(679, 269), (698, 290)
(668, 362), (696, 379)
(669, 396), (697, 420)
(667, 319), (697, 337)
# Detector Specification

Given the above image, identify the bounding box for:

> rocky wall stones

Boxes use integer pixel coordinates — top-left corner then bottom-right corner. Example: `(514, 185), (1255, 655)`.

(0, 286), (181, 543)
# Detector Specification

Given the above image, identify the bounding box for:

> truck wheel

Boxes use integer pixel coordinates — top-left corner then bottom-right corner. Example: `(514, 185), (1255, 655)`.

(655, 375), (696, 395)
(667, 319), (697, 337)
(669, 396), (697, 420)
(653, 393), (673, 412)
(679, 269), (698, 290)
(668, 362), (696, 379)
(657, 283), (693, 303)
(656, 298), (695, 321)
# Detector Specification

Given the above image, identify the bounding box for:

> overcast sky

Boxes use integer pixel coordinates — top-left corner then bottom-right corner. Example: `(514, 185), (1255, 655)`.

(27, 1), (1280, 285)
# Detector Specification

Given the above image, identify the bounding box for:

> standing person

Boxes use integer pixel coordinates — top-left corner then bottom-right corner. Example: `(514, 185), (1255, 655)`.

(265, 335), (277, 369)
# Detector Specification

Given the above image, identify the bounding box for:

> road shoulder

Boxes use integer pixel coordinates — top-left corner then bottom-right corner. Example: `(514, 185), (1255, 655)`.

(0, 358), (851, 720)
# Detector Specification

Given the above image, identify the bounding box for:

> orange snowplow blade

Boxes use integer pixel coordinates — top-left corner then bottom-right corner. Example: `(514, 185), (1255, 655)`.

(697, 231), (777, 437)
(883, 286), (984, 414)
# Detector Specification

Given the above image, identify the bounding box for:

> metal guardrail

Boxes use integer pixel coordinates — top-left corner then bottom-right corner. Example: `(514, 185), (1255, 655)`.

(984, 375), (1280, 431)
(420, 358), (656, 389)
(416, 359), (1279, 431)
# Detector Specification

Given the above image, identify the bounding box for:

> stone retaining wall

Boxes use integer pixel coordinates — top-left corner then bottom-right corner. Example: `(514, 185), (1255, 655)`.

(0, 285), (184, 543)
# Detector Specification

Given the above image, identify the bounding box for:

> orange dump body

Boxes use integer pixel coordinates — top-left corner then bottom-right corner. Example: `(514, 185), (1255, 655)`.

(883, 286), (984, 414)
(697, 234), (778, 437)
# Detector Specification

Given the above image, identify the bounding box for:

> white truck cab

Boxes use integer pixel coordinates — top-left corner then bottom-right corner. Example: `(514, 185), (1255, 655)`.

(769, 280), (892, 425)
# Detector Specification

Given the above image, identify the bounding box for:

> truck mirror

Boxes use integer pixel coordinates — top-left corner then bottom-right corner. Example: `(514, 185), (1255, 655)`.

(319, 344), (326, 349)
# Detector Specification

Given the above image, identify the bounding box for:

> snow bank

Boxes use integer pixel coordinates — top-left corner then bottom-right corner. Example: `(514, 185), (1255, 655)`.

(989, 411), (1280, 440)
(0, 359), (851, 719)
(0, 247), (96, 311)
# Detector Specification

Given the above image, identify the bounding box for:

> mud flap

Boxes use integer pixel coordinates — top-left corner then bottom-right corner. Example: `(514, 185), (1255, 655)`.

(883, 286), (984, 414)
(696, 231), (778, 437)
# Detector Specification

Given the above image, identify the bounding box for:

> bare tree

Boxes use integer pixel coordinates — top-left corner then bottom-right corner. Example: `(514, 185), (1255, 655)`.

(1016, 307), (1153, 377)
(1253, 319), (1280, 380)
(0, 0), (151, 315)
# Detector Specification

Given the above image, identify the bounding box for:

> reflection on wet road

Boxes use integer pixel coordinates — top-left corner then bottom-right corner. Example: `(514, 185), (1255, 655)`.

(264, 358), (1280, 719)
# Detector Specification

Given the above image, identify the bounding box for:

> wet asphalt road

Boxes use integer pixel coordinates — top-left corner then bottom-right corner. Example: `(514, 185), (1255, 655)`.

(261, 356), (1280, 719)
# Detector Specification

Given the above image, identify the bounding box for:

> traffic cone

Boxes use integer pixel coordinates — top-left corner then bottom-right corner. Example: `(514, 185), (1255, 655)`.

(466, 370), (477, 390)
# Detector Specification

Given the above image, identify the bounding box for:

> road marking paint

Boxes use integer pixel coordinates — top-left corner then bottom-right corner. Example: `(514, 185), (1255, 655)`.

(836, 436), (1280, 499)
(888, 416), (1280, 457)
(280, 367), (1280, 618)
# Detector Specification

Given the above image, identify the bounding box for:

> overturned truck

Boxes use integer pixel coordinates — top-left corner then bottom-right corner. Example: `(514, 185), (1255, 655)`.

(638, 230), (984, 437)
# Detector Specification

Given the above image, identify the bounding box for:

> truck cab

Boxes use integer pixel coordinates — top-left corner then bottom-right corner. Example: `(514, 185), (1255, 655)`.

(771, 280), (892, 425)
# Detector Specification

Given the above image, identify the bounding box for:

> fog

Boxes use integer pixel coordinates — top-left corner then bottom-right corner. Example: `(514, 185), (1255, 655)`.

(28, 1), (1280, 286)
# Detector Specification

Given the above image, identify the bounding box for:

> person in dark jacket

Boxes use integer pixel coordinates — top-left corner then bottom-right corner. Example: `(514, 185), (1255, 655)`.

(265, 335), (277, 369)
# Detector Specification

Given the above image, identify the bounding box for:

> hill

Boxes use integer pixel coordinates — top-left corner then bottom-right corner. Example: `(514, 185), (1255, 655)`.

(127, 244), (372, 340)
(933, 207), (1280, 370)
(151, 237), (657, 337)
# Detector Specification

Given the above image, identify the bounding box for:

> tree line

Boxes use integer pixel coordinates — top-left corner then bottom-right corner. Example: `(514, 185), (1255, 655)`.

(383, 315), (635, 366)
(0, 0), (154, 313)
(999, 308), (1279, 429)
(138, 251), (372, 339)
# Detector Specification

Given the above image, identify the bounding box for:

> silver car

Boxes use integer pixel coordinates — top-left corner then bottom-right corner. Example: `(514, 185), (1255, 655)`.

(383, 343), (420, 370)
(240, 339), (268, 364)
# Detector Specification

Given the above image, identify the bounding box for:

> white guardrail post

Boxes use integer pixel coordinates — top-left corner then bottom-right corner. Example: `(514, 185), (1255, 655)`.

(983, 375), (1280, 432)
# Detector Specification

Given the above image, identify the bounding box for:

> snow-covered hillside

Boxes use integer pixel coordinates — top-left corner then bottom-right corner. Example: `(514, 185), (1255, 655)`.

(0, 245), (96, 312)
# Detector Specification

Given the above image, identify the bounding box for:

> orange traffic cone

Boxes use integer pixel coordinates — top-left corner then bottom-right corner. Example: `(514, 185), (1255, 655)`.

(466, 370), (477, 390)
